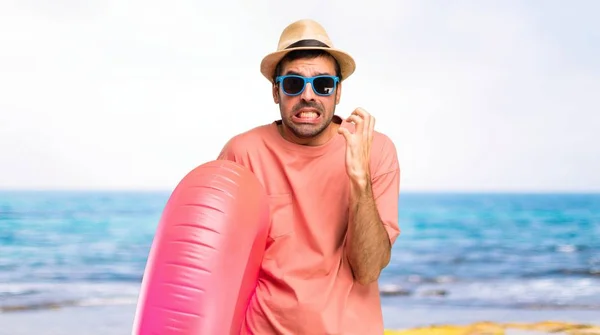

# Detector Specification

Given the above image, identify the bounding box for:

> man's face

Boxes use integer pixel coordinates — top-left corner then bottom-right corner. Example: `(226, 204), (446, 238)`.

(273, 55), (342, 146)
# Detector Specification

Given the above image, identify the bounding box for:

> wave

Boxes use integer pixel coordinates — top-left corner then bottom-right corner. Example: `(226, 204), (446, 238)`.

(0, 282), (139, 314)
(0, 296), (138, 313)
(521, 268), (600, 278)
(379, 277), (600, 310)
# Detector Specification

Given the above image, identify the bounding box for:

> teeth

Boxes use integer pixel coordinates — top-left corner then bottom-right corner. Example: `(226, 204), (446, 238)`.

(298, 112), (318, 118)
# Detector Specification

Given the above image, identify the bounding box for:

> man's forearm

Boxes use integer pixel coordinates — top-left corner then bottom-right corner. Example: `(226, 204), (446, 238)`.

(345, 178), (392, 285)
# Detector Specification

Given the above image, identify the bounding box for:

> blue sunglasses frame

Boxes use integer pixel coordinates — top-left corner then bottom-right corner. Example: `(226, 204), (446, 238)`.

(275, 75), (339, 96)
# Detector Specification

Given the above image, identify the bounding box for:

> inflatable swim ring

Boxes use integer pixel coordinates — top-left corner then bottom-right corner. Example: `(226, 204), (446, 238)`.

(131, 160), (270, 335)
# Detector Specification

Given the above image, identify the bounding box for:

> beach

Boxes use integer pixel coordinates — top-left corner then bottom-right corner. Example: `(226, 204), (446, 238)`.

(1, 301), (599, 335)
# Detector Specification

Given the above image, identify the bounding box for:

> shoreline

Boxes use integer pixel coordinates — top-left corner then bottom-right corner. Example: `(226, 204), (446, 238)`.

(1, 303), (599, 335)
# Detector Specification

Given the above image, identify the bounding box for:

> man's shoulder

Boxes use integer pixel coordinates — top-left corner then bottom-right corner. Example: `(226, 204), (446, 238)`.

(373, 130), (395, 148)
(340, 118), (396, 153)
(372, 130), (397, 157)
(371, 130), (400, 175)
(218, 123), (272, 159)
(225, 124), (271, 147)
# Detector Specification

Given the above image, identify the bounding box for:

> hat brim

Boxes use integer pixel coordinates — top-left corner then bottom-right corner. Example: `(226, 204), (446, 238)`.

(260, 46), (356, 83)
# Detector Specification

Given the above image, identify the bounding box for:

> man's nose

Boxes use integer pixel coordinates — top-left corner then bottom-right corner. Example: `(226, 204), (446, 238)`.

(301, 83), (316, 101)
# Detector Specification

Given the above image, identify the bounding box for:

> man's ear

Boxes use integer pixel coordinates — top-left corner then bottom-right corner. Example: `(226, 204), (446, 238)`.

(335, 82), (342, 105)
(272, 84), (280, 104)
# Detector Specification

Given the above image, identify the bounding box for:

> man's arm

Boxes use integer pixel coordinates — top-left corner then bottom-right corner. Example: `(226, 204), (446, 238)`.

(345, 168), (399, 285)
(338, 107), (401, 286)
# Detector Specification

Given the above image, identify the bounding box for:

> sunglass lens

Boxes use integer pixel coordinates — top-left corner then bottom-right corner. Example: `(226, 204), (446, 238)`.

(282, 77), (305, 95)
(313, 77), (335, 95)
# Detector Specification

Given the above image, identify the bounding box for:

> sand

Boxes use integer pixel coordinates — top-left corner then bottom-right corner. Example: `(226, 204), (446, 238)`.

(0, 303), (598, 335)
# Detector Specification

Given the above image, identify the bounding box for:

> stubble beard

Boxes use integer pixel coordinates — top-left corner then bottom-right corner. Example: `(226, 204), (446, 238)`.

(281, 102), (335, 139)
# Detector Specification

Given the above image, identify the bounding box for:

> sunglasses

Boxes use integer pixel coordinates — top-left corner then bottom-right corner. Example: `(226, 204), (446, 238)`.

(275, 75), (339, 96)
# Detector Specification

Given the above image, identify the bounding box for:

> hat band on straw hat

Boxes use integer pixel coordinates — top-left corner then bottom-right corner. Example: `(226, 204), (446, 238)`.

(285, 39), (330, 49)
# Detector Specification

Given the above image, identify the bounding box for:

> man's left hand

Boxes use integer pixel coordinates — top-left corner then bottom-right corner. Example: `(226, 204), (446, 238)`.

(337, 107), (375, 188)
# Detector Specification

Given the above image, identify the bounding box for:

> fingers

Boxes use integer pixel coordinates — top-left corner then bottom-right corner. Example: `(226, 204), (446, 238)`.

(348, 108), (365, 134)
(346, 107), (375, 138)
(347, 110), (361, 134)
(368, 111), (375, 143)
(345, 114), (363, 130)
(337, 126), (352, 141)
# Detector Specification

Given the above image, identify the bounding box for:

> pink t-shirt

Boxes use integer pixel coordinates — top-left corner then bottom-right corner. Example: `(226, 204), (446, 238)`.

(217, 116), (401, 335)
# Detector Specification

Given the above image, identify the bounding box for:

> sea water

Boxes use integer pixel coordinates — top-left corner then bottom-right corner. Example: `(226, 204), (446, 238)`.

(1, 191), (599, 312)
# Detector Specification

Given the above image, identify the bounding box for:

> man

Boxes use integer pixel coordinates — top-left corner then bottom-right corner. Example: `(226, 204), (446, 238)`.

(218, 19), (401, 335)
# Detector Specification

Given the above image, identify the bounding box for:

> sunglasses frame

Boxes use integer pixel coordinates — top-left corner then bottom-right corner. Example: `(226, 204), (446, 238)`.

(275, 74), (340, 96)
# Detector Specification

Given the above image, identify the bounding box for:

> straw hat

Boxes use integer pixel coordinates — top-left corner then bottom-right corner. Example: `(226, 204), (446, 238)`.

(260, 19), (356, 83)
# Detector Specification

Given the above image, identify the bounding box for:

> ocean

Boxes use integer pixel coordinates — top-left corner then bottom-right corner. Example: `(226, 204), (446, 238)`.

(1, 191), (599, 316)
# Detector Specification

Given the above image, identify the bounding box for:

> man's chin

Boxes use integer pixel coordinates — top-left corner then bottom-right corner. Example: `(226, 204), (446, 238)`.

(288, 123), (328, 139)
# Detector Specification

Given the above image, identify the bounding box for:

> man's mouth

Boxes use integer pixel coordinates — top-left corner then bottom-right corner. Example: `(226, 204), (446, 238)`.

(296, 111), (319, 119)
(294, 108), (321, 120)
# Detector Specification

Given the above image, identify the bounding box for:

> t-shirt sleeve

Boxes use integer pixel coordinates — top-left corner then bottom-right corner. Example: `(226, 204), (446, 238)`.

(371, 136), (401, 245)
(216, 135), (256, 176)
(217, 136), (245, 164)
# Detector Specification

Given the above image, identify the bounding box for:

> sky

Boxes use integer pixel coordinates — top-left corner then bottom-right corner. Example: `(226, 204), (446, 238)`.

(0, 0), (598, 192)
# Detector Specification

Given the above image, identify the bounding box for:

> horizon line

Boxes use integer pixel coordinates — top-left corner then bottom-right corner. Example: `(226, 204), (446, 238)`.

(1, 188), (599, 195)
